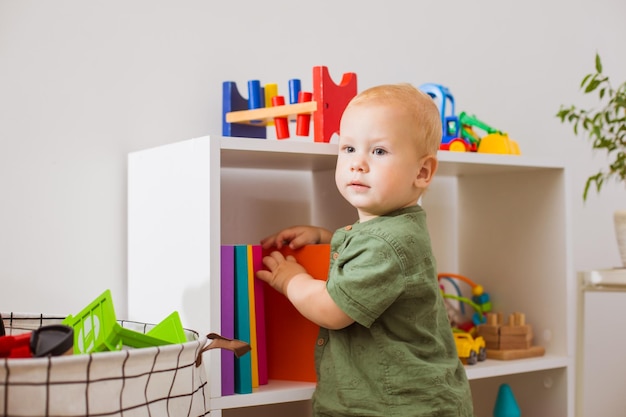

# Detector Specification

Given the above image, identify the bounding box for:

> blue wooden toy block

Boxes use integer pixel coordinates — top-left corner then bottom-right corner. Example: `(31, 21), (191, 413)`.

(222, 81), (266, 139)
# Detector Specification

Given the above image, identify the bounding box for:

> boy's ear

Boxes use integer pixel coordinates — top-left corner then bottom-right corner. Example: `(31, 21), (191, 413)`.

(415, 155), (438, 188)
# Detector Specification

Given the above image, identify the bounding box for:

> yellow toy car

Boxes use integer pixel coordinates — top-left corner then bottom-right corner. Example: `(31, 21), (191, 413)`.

(454, 332), (487, 365)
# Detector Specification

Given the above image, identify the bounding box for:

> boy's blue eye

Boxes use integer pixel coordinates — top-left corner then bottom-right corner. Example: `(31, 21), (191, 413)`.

(373, 148), (387, 156)
(345, 146), (355, 153)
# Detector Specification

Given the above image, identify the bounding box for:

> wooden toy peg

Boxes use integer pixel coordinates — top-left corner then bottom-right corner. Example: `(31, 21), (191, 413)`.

(264, 83), (278, 108)
(271, 96), (289, 139)
(296, 91), (313, 136)
(248, 80), (262, 109)
(288, 79), (301, 104)
(265, 83), (278, 126)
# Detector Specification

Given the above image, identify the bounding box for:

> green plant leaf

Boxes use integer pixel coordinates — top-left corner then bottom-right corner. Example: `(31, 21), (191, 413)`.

(585, 79), (601, 93)
(595, 53), (603, 73)
(556, 108), (570, 120)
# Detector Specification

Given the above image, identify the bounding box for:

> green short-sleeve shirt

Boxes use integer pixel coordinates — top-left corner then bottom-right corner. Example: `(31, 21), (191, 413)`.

(312, 206), (474, 417)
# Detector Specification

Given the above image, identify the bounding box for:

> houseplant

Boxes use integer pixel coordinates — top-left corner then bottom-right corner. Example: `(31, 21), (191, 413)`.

(557, 53), (626, 201)
(557, 53), (626, 264)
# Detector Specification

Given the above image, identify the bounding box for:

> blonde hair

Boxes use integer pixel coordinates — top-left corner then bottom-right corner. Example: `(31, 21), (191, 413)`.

(345, 83), (442, 155)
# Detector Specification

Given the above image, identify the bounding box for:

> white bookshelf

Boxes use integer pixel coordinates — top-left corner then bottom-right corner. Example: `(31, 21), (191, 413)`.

(128, 136), (573, 417)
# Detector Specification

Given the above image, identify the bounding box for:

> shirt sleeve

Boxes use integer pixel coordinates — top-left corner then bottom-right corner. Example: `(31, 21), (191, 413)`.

(326, 233), (405, 328)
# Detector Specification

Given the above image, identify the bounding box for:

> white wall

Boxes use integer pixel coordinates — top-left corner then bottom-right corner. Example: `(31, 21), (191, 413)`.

(1, 0), (625, 317)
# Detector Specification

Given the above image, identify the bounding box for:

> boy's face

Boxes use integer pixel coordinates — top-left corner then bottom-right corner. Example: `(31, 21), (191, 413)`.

(336, 102), (436, 222)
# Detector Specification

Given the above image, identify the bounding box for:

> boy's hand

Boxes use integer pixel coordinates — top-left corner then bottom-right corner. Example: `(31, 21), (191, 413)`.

(260, 226), (332, 250)
(256, 251), (307, 294)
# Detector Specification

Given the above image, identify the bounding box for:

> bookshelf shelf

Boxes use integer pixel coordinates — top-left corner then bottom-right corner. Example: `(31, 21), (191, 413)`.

(213, 380), (316, 410)
(128, 136), (574, 417)
(464, 355), (570, 380)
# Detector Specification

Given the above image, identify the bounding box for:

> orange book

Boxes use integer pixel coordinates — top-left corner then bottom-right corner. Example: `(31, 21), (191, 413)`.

(262, 244), (331, 382)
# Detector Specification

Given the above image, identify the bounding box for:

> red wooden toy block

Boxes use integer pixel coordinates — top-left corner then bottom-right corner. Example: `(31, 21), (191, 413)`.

(312, 66), (358, 143)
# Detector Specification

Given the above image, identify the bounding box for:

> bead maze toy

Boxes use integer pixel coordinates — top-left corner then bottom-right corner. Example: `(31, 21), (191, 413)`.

(438, 272), (491, 333)
(223, 66), (357, 142)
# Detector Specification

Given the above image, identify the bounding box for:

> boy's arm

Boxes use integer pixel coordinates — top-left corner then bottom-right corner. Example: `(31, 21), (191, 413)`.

(257, 251), (353, 330)
(286, 274), (354, 330)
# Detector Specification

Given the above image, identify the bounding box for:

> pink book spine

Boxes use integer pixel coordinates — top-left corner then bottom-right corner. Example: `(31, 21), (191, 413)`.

(252, 245), (268, 385)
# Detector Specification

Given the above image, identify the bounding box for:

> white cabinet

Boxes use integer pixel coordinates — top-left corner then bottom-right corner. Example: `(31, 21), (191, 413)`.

(576, 269), (626, 417)
(128, 136), (573, 417)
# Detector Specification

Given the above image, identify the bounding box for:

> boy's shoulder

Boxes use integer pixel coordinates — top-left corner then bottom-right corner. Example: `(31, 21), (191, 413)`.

(346, 207), (430, 251)
(367, 206), (427, 233)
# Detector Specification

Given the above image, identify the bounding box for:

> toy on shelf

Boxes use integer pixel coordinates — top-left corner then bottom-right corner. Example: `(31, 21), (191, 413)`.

(476, 311), (545, 360)
(493, 383), (521, 417)
(223, 66), (357, 143)
(62, 289), (187, 354)
(418, 83), (521, 155)
(453, 331), (487, 365)
(459, 112), (521, 155)
(438, 272), (491, 333)
(419, 83), (477, 152)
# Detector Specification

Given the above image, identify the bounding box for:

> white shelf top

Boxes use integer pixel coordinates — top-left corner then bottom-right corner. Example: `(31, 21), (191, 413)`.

(219, 136), (566, 175)
(212, 380), (316, 410)
(464, 354), (570, 380)
(210, 355), (570, 409)
(436, 151), (565, 176)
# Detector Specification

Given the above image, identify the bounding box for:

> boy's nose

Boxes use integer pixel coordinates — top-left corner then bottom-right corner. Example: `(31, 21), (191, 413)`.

(350, 159), (367, 172)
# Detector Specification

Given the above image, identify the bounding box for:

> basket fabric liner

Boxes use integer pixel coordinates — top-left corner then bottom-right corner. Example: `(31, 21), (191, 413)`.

(1, 313), (210, 417)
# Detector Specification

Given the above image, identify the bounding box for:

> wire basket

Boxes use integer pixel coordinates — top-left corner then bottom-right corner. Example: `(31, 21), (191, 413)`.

(1, 313), (209, 417)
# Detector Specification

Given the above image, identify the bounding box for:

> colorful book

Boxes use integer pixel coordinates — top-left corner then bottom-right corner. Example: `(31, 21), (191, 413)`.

(252, 245), (268, 385)
(234, 245), (253, 394)
(262, 244), (331, 382)
(220, 245), (236, 396)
